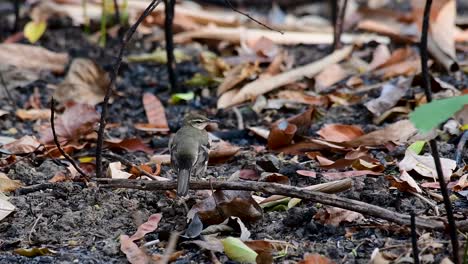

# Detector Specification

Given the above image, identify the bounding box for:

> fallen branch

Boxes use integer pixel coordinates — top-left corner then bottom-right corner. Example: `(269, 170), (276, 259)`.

(97, 178), (461, 231)
(218, 46), (353, 108)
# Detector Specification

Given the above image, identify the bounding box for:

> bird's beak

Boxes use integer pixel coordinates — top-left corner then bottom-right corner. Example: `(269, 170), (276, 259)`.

(209, 119), (220, 124)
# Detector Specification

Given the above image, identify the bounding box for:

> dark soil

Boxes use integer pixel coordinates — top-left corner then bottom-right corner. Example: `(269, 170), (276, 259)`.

(0, 1), (467, 264)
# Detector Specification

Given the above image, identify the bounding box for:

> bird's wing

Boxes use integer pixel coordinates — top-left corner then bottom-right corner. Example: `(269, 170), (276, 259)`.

(194, 140), (209, 177)
(169, 134), (178, 170)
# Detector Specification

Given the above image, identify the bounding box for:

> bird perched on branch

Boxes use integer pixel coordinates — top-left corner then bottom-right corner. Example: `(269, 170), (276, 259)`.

(169, 113), (215, 196)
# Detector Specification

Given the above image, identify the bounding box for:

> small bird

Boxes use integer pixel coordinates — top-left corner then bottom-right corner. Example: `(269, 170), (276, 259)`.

(169, 113), (214, 196)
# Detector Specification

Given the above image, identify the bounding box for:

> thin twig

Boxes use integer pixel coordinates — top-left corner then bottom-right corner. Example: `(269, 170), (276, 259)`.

(50, 98), (89, 179)
(411, 212), (420, 264)
(223, 0), (283, 34)
(113, 0), (120, 24)
(28, 214), (42, 244)
(159, 231), (180, 264)
(333, 0), (348, 50)
(96, 0), (162, 178)
(96, 178), (468, 231)
(13, 0), (20, 32)
(164, 0), (177, 91)
(420, 0), (459, 262)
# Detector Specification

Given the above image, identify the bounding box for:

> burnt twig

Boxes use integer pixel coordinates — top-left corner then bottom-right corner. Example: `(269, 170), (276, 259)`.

(223, 0), (282, 34)
(455, 130), (468, 167)
(333, 0), (348, 51)
(419, 0), (459, 262)
(113, 0), (120, 24)
(164, 0), (177, 91)
(411, 212), (420, 264)
(50, 98), (89, 178)
(95, 0), (162, 178)
(13, 0), (20, 32)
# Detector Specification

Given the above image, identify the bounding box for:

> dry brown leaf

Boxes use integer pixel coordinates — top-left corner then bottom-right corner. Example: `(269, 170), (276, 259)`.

(40, 102), (99, 144)
(3, 136), (41, 154)
(364, 77), (411, 116)
(299, 254), (335, 264)
(105, 138), (153, 154)
(139, 93), (169, 131)
(15, 109), (50, 121)
(317, 124), (364, 143)
(209, 140), (240, 164)
(288, 107), (315, 136)
(375, 47), (415, 69)
(386, 170), (422, 193)
(53, 58), (110, 106)
(150, 154), (171, 165)
(189, 190), (263, 225)
(357, 19), (418, 43)
(314, 64), (350, 92)
(275, 90), (329, 106)
(368, 44), (391, 70)
(398, 149), (456, 180)
(130, 214), (162, 241)
(314, 206), (364, 226)
(267, 120), (297, 150)
(217, 63), (260, 96)
(0, 43), (69, 73)
(345, 120), (419, 147)
(218, 46), (353, 108)
(0, 172), (23, 192)
(0, 195), (15, 222)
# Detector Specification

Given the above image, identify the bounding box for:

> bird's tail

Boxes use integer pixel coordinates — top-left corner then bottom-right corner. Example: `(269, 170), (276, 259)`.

(177, 169), (190, 196)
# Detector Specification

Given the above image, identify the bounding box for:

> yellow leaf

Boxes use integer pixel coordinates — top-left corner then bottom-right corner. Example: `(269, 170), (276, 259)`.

(24, 21), (47, 43)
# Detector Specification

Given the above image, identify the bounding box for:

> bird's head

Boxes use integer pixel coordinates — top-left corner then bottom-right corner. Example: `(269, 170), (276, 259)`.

(184, 113), (216, 130)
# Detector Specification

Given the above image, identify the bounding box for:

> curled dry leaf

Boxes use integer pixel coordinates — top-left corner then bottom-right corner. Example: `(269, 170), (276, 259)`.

(120, 235), (154, 264)
(317, 124), (364, 143)
(368, 44), (391, 70)
(453, 174), (468, 192)
(3, 135), (41, 154)
(40, 102), (100, 144)
(0, 43), (69, 73)
(267, 120), (297, 150)
(364, 77), (412, 117)
(105, 138), (153, 154)
(398, 149), (456, 180)
(314, 206), (364, 226)
(386, 170), (422, 193)
(130, 213), (163, 241)
(53, 58), (110, 106)
(189, 190), (263, 225)
(288, 107), (315, 136)
(107, 162), (132, 179)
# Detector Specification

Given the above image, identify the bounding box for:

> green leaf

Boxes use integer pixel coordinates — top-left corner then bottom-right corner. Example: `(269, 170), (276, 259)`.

(171, 92), (194, 104)
(24, 21), (47, 43)
(408, 141), (425, 154)
(409, 95), (468, 133)
(14, 247), (56, 257)
(288, 198), (302, 209)
(222, 237), (258, 264)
